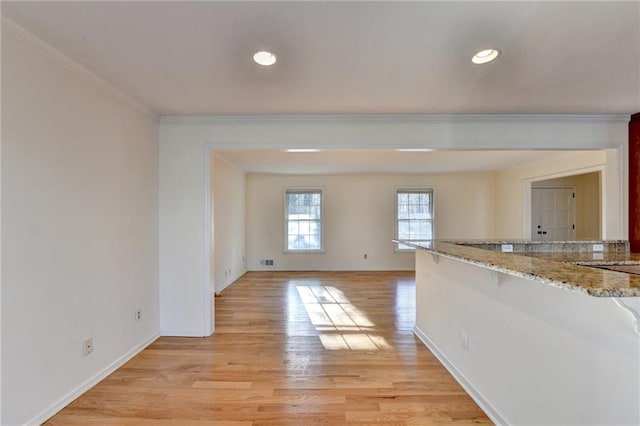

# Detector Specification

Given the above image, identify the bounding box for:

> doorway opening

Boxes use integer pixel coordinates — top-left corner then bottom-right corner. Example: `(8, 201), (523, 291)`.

(529, 171), (602, 240)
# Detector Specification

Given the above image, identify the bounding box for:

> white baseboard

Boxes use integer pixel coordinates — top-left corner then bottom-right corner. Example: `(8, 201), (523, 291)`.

(246, 267), (416, 272)
(413, 326), (507, 425)
(214, 281), (232, 295)
(27, 332), (160, 426)
(214, 270), (247, 295)
(160, 328), (211, 337)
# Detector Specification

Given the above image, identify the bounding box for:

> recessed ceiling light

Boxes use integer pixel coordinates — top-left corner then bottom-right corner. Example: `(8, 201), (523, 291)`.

(472, 48), (501, 65)
(285, 149), (320, 153)
(253, 50), (277, 66)
(396, 149), (434, 152)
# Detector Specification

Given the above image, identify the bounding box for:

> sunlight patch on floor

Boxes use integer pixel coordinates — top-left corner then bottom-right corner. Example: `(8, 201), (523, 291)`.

(295, 284), (391, 351)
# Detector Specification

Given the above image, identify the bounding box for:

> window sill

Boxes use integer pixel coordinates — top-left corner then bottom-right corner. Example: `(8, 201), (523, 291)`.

(283, 249), (325, 254)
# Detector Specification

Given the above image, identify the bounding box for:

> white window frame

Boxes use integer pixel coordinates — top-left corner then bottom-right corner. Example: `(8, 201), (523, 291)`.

(395, 187), (435, 251)
(283, 187), (325, 253)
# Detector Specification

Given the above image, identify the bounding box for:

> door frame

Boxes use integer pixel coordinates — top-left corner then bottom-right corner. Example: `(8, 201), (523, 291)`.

(523, 165), (605, 239)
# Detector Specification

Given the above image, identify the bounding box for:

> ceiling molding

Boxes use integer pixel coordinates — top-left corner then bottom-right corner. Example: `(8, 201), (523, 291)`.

(161, 113), (627, 150)
(2, 17), (158, 120)
(160, 114), (630, 126)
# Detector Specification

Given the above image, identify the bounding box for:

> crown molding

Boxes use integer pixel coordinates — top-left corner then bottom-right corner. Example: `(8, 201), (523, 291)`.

(2, 17), (157, 121)
(159, 113), (630, 126)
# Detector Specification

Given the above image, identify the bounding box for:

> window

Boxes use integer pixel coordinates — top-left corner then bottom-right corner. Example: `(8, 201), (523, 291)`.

(396, 188), (434, 250)
(285, 189), (323, 252)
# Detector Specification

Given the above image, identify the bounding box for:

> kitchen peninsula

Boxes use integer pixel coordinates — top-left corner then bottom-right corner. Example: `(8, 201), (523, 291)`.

(399, 239), (640, 425)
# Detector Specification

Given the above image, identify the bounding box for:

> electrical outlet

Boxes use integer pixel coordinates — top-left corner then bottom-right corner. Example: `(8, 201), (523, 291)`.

(460, 331), (469, 352)
(135, 308), (142, 322)
(501, 244), (514, 253)
(83, 338), (93, 356)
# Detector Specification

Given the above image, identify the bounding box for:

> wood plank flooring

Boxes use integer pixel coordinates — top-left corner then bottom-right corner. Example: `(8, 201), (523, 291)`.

(46, 271), (491, 425)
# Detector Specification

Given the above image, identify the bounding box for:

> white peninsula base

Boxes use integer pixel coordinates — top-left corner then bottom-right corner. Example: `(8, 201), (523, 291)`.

(414, 249), (640, 425)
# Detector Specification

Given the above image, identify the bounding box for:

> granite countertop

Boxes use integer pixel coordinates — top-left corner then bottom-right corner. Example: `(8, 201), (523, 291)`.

(524, 251), (640, 264)
(400, 240), (640, 297)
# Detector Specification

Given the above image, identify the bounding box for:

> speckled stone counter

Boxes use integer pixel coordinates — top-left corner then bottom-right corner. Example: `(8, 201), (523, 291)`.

(400, 240), (640, 297)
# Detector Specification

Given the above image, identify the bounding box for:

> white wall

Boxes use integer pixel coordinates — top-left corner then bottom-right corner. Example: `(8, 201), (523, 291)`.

(582, 171), (602, 238)
(159, 134), (213, 336)
(246, 172), (495, 271)
(213, 154), (247, 292)
(414, 250), (640, 425)
(494, 150), (625, 239)
(1, 29), (159, 425)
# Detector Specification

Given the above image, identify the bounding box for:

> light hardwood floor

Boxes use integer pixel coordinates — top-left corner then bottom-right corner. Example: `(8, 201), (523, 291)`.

(46, 271), (491, 425)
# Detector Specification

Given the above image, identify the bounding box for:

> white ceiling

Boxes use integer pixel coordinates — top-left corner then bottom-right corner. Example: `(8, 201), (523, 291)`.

(216, 149), (584, 174)
(2, 2), (634, 174)
(2, 1), (639, 116)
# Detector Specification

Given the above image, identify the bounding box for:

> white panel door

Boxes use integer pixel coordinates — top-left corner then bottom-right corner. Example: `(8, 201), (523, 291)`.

(531, 187), (576, 240)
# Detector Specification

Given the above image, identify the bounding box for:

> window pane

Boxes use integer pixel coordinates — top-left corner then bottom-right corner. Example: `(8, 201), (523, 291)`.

(409, 220), (420, 236)
(398, 220), (410, 238)
(288, 221), (299, 234)
(288, 199), (298, 215)
(309, 236), (320, 250)
(286, 190), (322, 251)
(397, 204), (408, 219)
(298, 221), (309, 234)
(310, 206), (321, 219)
(424, 222), (433, 239)
(288, 236), (298, 250)
(396, 190), (433, 245)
